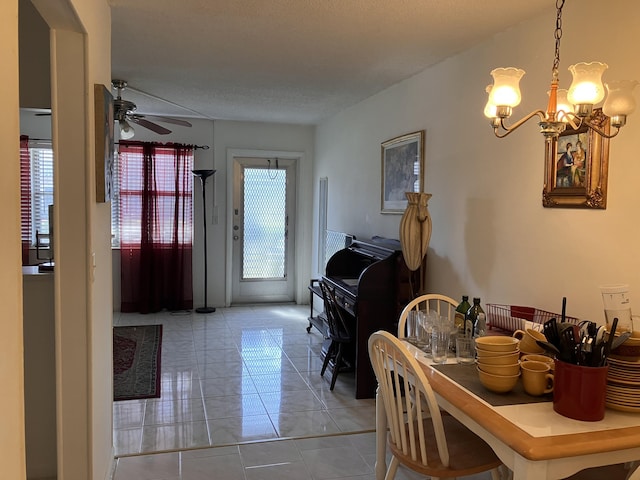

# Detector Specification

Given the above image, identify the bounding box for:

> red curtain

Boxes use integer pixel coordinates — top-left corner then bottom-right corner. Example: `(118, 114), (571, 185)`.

(119, 142), (194, 313)
(20, 135), (31, 265)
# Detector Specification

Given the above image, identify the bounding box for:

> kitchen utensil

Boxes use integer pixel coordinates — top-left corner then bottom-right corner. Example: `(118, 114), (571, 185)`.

(603, 318), (619, 364)
(560, 326), (578, 363)
(543, 318), (560, 348)
(536, 339), (561, 356)
(611, 331), (631, 351)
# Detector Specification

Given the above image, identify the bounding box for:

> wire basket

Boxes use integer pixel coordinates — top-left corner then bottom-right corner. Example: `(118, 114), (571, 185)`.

(486, 303), (579, 333)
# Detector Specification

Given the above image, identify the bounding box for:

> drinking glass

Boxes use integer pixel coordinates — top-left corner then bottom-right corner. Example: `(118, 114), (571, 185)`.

(455, 336), (476, 364)
(431, 316), (452, 364)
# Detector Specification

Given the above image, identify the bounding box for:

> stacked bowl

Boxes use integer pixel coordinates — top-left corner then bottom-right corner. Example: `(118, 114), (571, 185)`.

(475, 336), (521, 393)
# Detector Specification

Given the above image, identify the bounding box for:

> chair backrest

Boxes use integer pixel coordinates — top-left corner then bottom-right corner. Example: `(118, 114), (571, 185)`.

(397, 293), (458, 339)
(368, 330), (451, 467)
(320, 280), (352, 342)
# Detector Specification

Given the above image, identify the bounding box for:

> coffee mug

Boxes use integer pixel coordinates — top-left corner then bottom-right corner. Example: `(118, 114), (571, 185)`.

(512, 328), (546, 354)
(521, 360), (554, 396)
(521, 354), (555, 371)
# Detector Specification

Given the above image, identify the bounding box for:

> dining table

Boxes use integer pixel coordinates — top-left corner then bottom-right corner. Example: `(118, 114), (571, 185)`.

(374, 341), (640, 480)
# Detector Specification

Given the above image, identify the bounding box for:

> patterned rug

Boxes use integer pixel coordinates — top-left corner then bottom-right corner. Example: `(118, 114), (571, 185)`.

(113, 325), (163, 401)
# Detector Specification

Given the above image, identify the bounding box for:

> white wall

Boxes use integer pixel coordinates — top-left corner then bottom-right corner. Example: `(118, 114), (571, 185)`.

(314, 0), (640, 322)
(112, 118), (315, 309)
(1, 1), (27, 478)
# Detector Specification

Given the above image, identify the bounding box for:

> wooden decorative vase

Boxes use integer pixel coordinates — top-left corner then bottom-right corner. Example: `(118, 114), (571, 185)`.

(399, 192), (432, 272)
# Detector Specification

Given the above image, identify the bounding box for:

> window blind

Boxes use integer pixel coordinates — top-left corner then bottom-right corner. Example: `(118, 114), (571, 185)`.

(30, 146), (54, 246)
(20, 136), (31, 242)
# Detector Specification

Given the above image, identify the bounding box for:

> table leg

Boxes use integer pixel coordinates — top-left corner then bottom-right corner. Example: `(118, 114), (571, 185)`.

(375, 387), (387, 480)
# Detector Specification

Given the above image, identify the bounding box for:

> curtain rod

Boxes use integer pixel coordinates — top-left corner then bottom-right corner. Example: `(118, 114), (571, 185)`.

(117, 142), (210, 150)
(25, 138), (210, 150)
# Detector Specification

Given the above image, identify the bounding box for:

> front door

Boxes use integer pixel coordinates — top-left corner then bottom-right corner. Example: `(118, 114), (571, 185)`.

(231, 156), (296, 303)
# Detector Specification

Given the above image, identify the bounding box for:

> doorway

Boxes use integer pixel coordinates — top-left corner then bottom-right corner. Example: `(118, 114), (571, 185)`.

(231, 155), (297, 303)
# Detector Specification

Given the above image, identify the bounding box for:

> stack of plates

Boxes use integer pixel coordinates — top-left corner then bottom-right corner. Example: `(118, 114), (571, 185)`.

(606, 356), (640, 412)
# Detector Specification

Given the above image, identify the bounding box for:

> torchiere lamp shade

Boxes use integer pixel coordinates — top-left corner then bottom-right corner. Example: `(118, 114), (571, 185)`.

(192, 169), (216, 313)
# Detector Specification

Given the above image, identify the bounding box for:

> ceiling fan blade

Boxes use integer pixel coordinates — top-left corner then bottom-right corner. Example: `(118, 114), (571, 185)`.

(128, 116), (172, 135)
(141, 115), (192, 128)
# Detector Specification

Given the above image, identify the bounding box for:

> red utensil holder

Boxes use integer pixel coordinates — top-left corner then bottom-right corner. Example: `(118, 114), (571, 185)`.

(553, 359), (608, 421)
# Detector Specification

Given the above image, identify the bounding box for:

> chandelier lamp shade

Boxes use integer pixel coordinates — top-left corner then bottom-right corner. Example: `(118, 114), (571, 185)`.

(484, 0), (638, 140)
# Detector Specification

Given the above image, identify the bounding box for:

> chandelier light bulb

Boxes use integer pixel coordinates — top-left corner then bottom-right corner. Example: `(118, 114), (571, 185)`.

(567, 62), (608, 105)
(554, 88), (574, 122)
(483, 85), (497, 118)
(488, 67), (525, 108)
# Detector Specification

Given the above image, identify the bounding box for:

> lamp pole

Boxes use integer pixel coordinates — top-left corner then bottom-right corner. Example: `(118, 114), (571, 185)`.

(192, 169), (216, 313)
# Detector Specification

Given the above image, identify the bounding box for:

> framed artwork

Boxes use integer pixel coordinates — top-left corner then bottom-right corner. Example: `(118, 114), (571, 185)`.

(94, 83), (115, 202)
(381, 130), (425, 213)
(543, 109), (610, 209)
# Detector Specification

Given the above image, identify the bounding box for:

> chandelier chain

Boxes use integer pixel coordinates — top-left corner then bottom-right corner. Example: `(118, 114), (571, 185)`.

(552, 0), (565, 79)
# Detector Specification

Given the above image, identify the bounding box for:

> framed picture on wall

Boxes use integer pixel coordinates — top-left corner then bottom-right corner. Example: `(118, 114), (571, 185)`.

(94, 84), (115, 203)
(542, 109), (610, 209)
(381, 130), (425, 213)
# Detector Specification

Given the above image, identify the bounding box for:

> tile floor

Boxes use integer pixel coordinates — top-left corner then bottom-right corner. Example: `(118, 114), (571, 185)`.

(112, 304), (493, 480)
(113, 305), (378, 456)
(113, 431), (495, 480)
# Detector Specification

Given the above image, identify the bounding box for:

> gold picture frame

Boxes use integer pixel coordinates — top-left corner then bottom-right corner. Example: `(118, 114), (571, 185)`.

(94, 84), (115, 203)
(542, 109), (610, 209)
(381, 130), (425, 213)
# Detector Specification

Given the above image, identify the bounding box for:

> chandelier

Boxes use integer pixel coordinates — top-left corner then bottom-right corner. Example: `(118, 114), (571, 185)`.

(484, 0), (638, 139)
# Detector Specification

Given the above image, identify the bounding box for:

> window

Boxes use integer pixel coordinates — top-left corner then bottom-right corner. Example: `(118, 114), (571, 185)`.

(30, 147), (54, 246)
(111, 143), (193, 248)
(20, 138), (54, 248)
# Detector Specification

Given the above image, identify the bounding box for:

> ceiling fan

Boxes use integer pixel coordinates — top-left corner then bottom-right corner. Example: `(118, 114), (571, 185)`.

(112, 79), (192, 139)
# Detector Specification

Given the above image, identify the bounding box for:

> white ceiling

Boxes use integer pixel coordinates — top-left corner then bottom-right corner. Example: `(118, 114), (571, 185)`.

(109, 0), (550, 125)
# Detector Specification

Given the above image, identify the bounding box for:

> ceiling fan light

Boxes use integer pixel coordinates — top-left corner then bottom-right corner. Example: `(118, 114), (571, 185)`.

(119, 119), (135, 139)
(567, 62), (608, 105)
(488, 67), (525, 108)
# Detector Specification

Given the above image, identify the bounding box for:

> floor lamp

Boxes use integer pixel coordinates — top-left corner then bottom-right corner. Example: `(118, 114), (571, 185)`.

(192, 169), (216, 313)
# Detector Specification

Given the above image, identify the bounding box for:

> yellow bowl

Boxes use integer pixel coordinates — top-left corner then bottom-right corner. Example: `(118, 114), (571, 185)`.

(477, 367), (520, 393)
(475, 336), (520, 352)
(476, 346), (520, 359)
(475, 351), (520, 365)
(477, 362), (520, 376)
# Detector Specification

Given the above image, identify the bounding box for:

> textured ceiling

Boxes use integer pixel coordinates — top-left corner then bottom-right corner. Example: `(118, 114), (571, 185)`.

(110, 0), (550, 125)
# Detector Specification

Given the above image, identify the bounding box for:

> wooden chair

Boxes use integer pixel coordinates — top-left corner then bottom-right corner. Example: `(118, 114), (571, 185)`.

(319, 280), (355, 390)
(397, 293), (458, 339)
(368, 330), (503, 480)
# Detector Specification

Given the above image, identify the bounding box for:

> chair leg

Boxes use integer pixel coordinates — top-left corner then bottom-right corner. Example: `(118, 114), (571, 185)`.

(490, 467), (503, 480)
(386, 455), (400, 480)
(329, 343), (343, 390)
(498, 465), (513, 480)
(321, 341), (335, 377)
(374, 387), (387, 480)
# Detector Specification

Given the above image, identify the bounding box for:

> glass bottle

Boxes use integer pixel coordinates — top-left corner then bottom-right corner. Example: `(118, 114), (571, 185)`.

(466, 297), (486, 338)
(455, 295), (471, 335)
